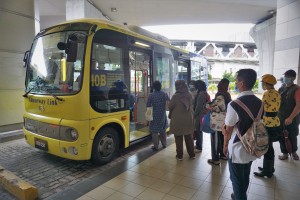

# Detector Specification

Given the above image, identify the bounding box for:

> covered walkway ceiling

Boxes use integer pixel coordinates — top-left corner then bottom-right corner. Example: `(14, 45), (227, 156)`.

(39, 0), (277, 26)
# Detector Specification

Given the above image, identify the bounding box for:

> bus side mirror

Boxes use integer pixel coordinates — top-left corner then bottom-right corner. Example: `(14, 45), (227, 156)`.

(57, 35), (78, 62)
(23, 50), (30, 68)
(66, 40), (77, 62)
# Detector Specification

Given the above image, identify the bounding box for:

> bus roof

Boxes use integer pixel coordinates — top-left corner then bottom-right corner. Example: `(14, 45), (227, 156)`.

(41, 18), (193, 56)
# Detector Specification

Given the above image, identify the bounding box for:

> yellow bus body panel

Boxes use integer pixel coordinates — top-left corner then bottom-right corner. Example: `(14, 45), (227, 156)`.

(24, 113), (92, 160)
(89, 110), (130, 148)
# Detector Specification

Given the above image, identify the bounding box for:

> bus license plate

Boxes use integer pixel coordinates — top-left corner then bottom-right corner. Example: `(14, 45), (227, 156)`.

(35, 138), (48, 151)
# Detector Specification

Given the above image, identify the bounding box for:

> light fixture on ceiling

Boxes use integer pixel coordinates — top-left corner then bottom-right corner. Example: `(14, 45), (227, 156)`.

(135, 41), (150, 48)
(268, 10), (275, 14)
(131, 40), (150, 48)
(111, 7), (117, 12)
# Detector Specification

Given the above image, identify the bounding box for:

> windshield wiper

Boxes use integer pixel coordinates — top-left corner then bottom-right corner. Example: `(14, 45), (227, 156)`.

(22, 88), (34, 98)
(48, 91), (64, 102)
(50, 94), (64, 102)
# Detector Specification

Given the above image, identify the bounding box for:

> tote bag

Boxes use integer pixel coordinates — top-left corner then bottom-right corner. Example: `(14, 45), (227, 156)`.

(210, 112), (226, 131)
(145, 107), (153, 121)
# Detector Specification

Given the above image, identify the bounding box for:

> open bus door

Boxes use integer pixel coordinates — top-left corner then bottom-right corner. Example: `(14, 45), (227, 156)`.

(129, 50), (151, 141)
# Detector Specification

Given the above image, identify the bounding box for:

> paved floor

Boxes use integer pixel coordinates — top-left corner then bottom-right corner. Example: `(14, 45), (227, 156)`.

(76, 133), (300, 200)
(0, 136), (156, 200)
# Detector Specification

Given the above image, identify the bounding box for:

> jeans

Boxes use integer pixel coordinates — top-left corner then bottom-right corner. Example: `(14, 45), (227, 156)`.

(218, 131), (225, 157)
(195, 130), (203, 150)
(210, 131), (219, 161)
(210, 131), (225, 160)
(228, 159), (252, 200)
(194, 115), (203, 150)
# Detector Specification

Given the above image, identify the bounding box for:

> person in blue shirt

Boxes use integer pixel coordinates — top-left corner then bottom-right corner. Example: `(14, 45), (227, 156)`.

(147, 81), (170, 150)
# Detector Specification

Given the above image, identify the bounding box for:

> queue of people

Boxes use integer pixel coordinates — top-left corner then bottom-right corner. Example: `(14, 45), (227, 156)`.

(146, 68), (300, 200)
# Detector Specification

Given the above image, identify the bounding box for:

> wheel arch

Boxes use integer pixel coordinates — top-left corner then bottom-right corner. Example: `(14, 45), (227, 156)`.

(94, 122), (125, 150)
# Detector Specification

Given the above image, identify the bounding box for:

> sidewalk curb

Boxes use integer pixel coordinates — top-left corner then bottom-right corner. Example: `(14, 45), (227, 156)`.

(0, 130), (24, 143)
(0, 165), (38, 200)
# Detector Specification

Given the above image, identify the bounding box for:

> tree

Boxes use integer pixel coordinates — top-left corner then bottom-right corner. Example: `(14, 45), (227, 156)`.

(222, 70), (235, 82)
(253, 79), (259, 93)
(208, 84), (217, 93)
(208, 73), (212, 80)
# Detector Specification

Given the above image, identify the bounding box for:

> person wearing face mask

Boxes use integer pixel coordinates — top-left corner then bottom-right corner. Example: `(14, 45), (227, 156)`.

(222, 69), (262, 200)
(188, 80), (197, 101)
(253, 74), (281, 178)
(278, 69), (300, 160)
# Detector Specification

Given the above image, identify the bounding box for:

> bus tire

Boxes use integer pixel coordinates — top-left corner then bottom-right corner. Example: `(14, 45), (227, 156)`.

(91, 127), (119, 165)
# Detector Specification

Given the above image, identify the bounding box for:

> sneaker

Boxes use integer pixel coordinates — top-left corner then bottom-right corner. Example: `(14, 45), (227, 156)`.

(278, 154), (289, 160)
(207, 159), (220, 165)
(194, 148), (202, 153)
(176, 156), (183, 161)
(292, 153), (299, 160)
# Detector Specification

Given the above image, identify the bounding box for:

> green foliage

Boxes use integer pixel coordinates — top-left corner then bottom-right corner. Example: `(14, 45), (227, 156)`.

(208, 84), (217, 92)
(229, 82), (235, 92)
(208, 73), (212, 80)
(222, 70), (235, 82)
(253, 79), (259, 93)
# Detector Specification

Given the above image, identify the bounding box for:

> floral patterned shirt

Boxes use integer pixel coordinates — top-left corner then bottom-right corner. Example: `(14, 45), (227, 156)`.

(262, 89), (281, 127)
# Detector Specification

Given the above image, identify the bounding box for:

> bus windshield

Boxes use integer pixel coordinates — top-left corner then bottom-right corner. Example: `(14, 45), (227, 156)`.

(25, 31), (86, 95)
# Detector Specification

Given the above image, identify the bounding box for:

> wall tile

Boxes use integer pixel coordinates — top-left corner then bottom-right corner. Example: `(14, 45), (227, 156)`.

(288, 18), (300, 38)
(275, 23), (288, 41)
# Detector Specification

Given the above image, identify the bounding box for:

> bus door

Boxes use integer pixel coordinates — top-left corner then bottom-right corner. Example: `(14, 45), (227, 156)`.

(129, 50), (151, 141)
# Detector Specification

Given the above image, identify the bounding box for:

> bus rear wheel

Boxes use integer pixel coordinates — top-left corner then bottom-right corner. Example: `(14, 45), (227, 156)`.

(91, 127), (119, 165)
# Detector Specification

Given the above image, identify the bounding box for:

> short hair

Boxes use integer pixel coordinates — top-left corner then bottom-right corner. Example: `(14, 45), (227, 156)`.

(236, 69), (257, 90)
(218, 78), (230, 90)
(219, 78), (230, 85)
(195, 80), (207, 92)
(284, 69), (296, 78)
(153, 80), (162, 91)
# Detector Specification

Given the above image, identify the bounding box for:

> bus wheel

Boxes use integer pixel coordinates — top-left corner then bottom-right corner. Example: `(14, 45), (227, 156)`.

(91, 127), (119, 165)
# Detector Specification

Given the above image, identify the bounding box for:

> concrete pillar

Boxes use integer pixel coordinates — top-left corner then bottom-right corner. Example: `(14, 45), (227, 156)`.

(66, 0), (107, 20)
(273, 0), (300, 84)
(249, 17), (276, 80)
(0, 0), (38, 131)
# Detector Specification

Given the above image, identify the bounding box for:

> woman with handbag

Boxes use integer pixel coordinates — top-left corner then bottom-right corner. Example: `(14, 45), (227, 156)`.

(253, 74), (281, 178)
(208, 78), (231, 165)
(169, 80), (195, 160)
(147, 81), (170, 151)
(194, 80), (210, 153)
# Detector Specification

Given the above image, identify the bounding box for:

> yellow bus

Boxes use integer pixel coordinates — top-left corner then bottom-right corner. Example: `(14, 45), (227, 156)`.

(23, 19), (208, 165)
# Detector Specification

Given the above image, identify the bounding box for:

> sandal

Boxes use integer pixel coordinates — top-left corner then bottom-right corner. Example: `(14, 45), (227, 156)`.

(207, 159), (220, 165)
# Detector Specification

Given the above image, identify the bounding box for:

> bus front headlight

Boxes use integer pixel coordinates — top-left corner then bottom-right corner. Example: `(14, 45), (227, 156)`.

(59, 126), (79, 141)
(70, 129), (79, 140)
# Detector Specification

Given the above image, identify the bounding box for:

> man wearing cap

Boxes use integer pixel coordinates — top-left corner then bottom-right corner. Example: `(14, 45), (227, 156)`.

(254, 74), (281, 178)
(278, 69), (300, 160)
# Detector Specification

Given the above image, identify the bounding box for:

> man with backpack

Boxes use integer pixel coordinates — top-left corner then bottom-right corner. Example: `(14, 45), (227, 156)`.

(278, 69), (300, 160)
(222, 69), (263, 200)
